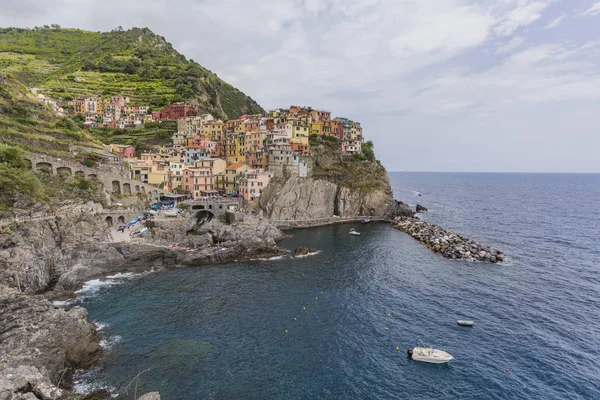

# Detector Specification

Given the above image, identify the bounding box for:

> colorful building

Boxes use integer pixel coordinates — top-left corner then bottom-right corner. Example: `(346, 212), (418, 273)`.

(238, 169), (272, 201)
(183, 168), (214, 199)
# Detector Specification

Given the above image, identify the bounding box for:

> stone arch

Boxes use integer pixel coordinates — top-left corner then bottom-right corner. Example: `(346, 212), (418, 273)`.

(75, 170), (85, 177)
(118, 216), (125, 224)
(105, 216), (113, 226)
(88, 174), (97, 179)
(191, 210), (214, 228)
(123, 183), (131, 195)
(135, 185), (140, 193)
(35, 162), (53, 172)
(56, 166), (72, 176)
(112, 181), (121, 195)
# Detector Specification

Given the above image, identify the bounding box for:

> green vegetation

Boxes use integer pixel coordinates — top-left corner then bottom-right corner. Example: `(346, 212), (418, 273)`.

(0, 143), (103, 217)
(88, 120), (177, 155)
(310, 135), (387, 192)
(0, 72), (100, 157)
(0, 26), (264, 119)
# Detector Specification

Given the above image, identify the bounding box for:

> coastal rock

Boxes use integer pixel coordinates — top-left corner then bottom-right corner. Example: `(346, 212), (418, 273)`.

(0, 285), (101, 399)
(293, 247), (317, 256)
(138, 393), (161, 400)
(416, 204), (428, 213)
(393, 216), (504, 263)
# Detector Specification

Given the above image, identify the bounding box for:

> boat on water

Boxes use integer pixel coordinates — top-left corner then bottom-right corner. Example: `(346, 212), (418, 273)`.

(349, 228), (361, 236)
(407, 341), (454, 364)
(361, 218), (371, 224)
(457, 320), (474, 326)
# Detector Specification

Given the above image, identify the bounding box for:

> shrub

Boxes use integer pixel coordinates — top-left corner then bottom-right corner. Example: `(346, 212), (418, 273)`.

(84, 158), (94, 167)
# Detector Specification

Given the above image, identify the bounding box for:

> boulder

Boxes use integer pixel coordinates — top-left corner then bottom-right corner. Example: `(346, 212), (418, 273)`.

(416, 204), (428, 213)
(294, 247), (317, 256)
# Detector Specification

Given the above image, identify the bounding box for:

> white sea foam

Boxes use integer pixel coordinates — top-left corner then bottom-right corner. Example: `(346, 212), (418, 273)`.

(74, 279), (119, 296)
(105, 271), (141, 279)
(100, 335), (122, 349)
(93, 321), (109, 331)
(52, 299), (74, 307)
(73, 369), (117, 396)
(294, 250), (321, 258)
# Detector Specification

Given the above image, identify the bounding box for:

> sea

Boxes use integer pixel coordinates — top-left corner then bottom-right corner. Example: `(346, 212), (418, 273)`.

(74, 172), (600, 399)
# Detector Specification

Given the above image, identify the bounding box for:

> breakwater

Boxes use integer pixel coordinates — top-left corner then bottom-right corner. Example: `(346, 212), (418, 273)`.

(393, 216), (505, 263)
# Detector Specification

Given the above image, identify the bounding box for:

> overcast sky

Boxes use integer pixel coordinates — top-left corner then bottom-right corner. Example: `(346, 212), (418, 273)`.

(2, 0), (600, 172)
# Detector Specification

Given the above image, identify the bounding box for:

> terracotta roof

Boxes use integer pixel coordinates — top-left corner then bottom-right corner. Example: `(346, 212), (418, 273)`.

(226, 162), (247, 171)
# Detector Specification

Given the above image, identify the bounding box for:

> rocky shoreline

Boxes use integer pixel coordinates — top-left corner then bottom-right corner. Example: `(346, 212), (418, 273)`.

(393, 216), (505, 263)
(0, 210), (284, 400)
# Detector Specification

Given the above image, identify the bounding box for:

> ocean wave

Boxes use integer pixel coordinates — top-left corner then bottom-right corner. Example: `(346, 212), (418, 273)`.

(74, 279), (120, 297)
(293, 250), (321, 258)
(93, 321), (109, 331)
(52, 299), (75, 307)
(100, 335), (122, 349)
(73, 369), (117, 396)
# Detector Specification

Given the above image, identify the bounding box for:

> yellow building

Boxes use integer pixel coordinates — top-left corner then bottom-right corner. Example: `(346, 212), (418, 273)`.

(310, 122), (322, 136)
(148, 164), (169, 188)
(224, 163), (249, 194)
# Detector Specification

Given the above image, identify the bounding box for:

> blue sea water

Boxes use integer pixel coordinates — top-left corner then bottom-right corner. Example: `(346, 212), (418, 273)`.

(77, 172), (600, 399)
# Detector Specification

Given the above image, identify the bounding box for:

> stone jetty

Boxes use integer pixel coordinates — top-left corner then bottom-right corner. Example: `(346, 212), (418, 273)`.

(393, 216), (504, 263)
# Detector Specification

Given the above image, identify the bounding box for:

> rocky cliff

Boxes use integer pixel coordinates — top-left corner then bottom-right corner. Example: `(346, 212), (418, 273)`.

(0, 209), (282, 399)
(259, 136), (413, 222)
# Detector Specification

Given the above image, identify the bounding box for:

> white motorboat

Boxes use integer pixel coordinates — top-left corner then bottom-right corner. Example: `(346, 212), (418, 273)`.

(408, 342), (454, 364)
(349, 228), (361, 236)
(457, 320), (474, 326)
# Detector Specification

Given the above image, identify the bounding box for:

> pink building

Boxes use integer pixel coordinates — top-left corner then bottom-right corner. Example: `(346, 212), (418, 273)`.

(183, 168), (214, 200)
(112, 144), (136, 159)
(238, 169), (272, 201)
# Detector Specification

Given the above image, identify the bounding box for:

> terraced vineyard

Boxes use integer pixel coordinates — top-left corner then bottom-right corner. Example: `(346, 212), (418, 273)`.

(0, 26), (264, 118)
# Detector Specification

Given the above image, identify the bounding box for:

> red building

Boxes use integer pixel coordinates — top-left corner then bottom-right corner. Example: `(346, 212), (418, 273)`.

(157, 103), (198, 120)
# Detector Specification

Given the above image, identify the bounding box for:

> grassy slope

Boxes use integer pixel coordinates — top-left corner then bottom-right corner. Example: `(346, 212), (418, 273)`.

(0, 72), (99, 157)
(310, 135), (388, 192)
(0, 27), (264, 119)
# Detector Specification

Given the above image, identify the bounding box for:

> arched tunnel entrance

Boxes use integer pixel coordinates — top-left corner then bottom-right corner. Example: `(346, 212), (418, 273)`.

(188, 209), (215, 234)
(105, 216), (113, 226)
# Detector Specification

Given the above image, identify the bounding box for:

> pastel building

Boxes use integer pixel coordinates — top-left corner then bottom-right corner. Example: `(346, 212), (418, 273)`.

(183, 168), (214, 199)
(238, 169), (272, 201)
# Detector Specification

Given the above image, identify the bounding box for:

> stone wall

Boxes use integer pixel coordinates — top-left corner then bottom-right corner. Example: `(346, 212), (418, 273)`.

(25, 153), (169, 201)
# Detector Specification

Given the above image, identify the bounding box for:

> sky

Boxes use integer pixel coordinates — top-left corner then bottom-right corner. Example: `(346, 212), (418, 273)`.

(2, 0), (600, 172)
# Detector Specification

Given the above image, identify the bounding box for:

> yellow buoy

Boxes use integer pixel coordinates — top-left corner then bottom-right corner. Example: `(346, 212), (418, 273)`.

(315, 297), (318, 300)
(401, 307), (404, 311)
(303, 306), (306, 310)
(388, 313), (391, 317)
(285, 329), (288, 333)
(321, 291), (323, 294)
(385, 327), (389, 331)
(294, 318), (297, 321)
(396, 346), (399, 351)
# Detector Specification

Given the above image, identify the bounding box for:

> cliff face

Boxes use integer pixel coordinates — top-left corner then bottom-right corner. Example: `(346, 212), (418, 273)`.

(259, 137), (411, 222)
(259, 175), (396, 221)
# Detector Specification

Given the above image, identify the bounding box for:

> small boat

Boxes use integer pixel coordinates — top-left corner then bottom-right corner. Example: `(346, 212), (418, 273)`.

(457, 320), (474, 326)
(361, 218), (371, 224)
(349, 228), (361, 236)
(164, 210), (179, 217)
(408, 341), (454, 364)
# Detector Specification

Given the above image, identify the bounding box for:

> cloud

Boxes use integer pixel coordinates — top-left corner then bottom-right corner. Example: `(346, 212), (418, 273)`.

(494, 1), (550, 36)
(495, 36), (526, 54)
(0, 0), (599, 171)
(544, 15), (565, 28)
(580, 1), (600, 16)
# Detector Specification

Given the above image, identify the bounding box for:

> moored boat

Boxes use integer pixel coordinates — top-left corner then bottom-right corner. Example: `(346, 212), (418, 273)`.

(349, 228), (361, 236)
(361, 218), (371, 224)
(457, 320), (474, 326)
(407, 342), (454, 364)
